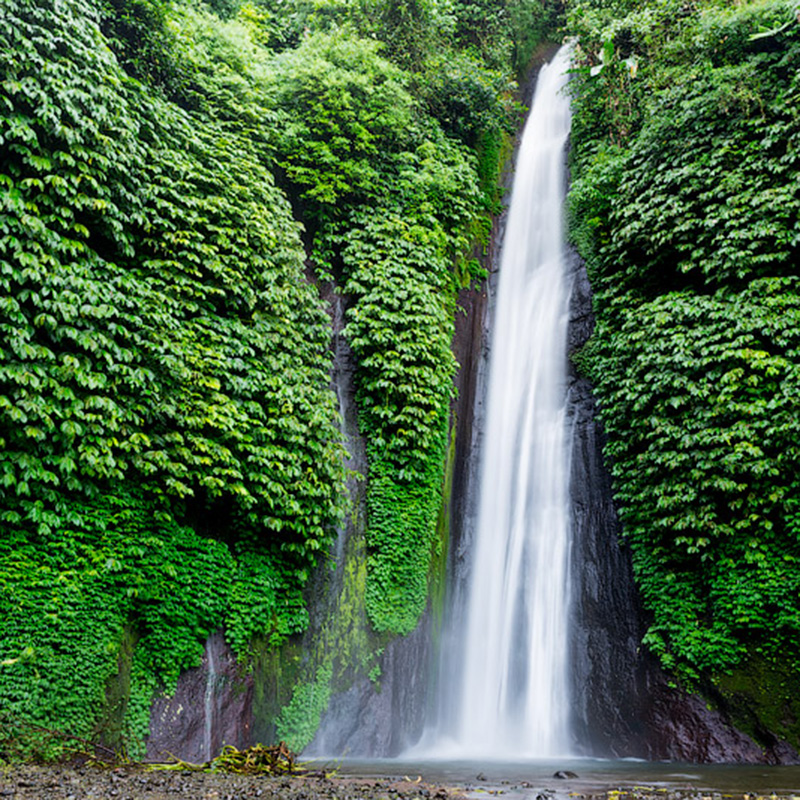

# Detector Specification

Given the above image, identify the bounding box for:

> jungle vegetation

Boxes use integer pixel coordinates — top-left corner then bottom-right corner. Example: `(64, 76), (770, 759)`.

(567, 0), (800, 745)
(3, 0), (799, 761)
(0, 0), (548, 758)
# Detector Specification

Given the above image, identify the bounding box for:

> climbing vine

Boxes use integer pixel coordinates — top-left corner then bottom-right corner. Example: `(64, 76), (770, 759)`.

(0, 0), (345, 758)
(338, 211), (458, 633)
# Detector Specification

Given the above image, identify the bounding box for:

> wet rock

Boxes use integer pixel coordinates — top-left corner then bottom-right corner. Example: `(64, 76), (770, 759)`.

(308, 615), (433, 756)
(553, 771), (578, 780)
(146, 631), (254, 762)
(566, 243), (647, 760)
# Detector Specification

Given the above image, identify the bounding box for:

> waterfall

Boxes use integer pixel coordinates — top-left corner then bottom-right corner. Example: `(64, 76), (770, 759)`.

(200, 632), (230, 762)
(430, 44), (574, 759)
(203, 637), (218, 762)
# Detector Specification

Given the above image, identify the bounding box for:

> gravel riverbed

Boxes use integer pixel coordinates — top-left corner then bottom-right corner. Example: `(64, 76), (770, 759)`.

(1, 765), (799, 800)
(0, 765), (457, 800)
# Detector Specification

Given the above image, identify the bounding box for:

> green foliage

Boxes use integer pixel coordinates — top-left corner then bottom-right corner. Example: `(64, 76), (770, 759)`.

(234, 1), (306, 52)
(565, 141), (625, 302)
(226, 549), (311, 656)
(0, 0), (346, 756)
(605, 59), (800, 294)
(416, 53), (519, 148)
(448, 0), (516, 68)
(364, 441), (449, 633)
(568, 0), (800, 692)
(584, 282), (800, 679)
(341, 212), (458, 467)
(1, 0), (346, 558)
(160, 3), (282, 131)
(1, 0), (556, 757)
(274, 662), (333, 751)
(266, 33), (415, 209)
(258, 21), (488, 637)
(507, 0), (551, 67)
(691, 0), (800, 67)
(373, 0), (442, 68)
(337, 209), (462, 633)
(98, 0), (188, 97)
(0, 491), (231, 760)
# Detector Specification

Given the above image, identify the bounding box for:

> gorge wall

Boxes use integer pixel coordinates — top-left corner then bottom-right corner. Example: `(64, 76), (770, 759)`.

(566, 242), (800, 765)
(6, 0), (799, 769)
(146, 47), (799, 765)
(143, 237), (800, 764)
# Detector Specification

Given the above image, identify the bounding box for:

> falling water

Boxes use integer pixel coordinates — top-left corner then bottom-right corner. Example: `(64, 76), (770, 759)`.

(438, 44), (574, 758)
(203, 638), (218, 762)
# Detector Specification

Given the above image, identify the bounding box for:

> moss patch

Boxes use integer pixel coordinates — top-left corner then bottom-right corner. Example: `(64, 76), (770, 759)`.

(714, 655), (800, 751)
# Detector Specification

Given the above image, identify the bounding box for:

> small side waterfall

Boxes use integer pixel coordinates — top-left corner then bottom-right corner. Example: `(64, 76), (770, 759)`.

(203, 638), (218, 762)
(429, 44), (575, 758)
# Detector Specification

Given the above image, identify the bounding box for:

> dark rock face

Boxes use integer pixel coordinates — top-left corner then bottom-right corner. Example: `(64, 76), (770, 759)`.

(146, 631), (254, 762)
(447, 273), (492, 599)
(565, 245), (646, 757)
(308, 619), (433, 756)
(642, 680), (773, 763)
(624, 664), (800, 764)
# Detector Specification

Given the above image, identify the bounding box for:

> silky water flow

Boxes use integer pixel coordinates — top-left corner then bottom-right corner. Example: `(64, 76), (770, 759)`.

(426, 44), (575, 759)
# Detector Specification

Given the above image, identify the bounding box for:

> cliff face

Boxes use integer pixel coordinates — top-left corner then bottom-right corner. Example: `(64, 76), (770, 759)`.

(566, 244), (800, 765)
(566, 245), (644, 756)
(305, 244), (498, 756)
(143, 56), (798, 764)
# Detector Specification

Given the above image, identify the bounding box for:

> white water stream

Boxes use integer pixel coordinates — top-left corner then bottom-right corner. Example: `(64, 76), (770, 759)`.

(436, 44), (574, 758)
(203, 639), (218, 763)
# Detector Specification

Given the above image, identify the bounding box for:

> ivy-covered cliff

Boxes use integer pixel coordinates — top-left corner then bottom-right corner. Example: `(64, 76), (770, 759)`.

(5, 0), (799, 764)
(0, 0), (549, 759)
(567, 0), (800, 754)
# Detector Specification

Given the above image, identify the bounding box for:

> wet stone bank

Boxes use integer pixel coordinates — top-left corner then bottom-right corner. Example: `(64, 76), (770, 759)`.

(0, 766), (461, 800)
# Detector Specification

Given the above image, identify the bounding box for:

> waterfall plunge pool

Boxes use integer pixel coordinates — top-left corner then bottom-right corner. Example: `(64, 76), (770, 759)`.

(308, 758), (800, 795)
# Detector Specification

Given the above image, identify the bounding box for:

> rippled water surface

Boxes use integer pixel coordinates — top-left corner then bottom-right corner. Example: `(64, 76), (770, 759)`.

(322, 758), (800, 794)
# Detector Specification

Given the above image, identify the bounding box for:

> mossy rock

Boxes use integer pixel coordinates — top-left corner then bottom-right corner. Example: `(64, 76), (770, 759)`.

(714, 655), (800, 752)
